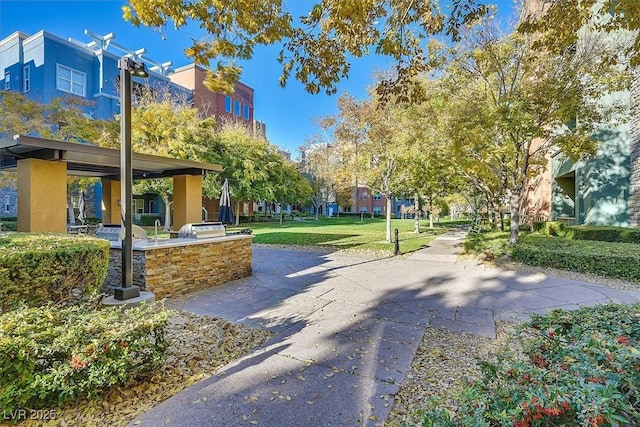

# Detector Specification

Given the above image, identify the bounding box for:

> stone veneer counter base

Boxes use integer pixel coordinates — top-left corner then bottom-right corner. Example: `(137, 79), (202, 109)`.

(103, 235), (253, 299)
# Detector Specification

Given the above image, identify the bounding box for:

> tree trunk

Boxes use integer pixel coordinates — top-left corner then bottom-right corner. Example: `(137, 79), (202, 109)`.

(509, 190), (520, 245)
(385, 196), (393, 243)
(428, 196), (434, 229)
(279, 204), (284, 225)
(235, 200), (240, 226)
(164, 201), (172, 230)
(413, 193), (420, 234)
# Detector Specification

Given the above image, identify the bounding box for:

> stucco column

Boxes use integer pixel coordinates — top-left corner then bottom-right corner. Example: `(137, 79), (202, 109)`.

(17, 158), (67, 233)
(101, 179), (121, 224)
(173, 174), (203, 229)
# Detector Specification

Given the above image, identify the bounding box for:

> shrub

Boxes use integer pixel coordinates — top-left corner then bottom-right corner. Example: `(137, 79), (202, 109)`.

(0, 234), (109, 313)
(567, 225), (640, 244)
(541, 221), (567, 237)
(0, 303), (170, 412)
(420, 303), (640, 426)
(532, 221), (546, 233)
(84, 217), (101, 225)
(518, 223), (532, 232)
(464, 231), (511, 259)
(0, 221), (17, 231)
(534, 222), (640, 244)
(138, 215), (163, 227)
(511, 234), (640, 282)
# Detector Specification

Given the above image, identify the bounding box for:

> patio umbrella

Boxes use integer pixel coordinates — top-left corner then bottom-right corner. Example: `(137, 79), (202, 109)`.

(218, 179), (234, 225)
(77, 191), (86, 224)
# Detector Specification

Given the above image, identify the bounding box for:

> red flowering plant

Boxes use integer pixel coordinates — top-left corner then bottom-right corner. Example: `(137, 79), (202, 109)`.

(418, 303), (640, 426)
(0, 303), (170, 413)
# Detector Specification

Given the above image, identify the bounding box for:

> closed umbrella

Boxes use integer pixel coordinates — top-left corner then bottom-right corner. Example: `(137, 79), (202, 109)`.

(78, 191), (86, 224)
(218, 179), (234, 225)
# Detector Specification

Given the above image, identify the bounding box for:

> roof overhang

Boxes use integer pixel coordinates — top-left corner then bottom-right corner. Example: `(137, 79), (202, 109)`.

(0, 135), (222, 180)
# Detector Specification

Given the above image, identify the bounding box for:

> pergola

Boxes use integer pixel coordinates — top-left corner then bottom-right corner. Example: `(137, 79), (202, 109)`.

(0, 135), (222, 233)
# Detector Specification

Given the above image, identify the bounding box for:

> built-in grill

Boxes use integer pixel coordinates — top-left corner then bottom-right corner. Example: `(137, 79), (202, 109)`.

(96, 224), (148, 242)
(177, 222), (226, 239)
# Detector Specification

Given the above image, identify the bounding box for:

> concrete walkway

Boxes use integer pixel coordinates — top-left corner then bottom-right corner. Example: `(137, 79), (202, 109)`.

(130, 229), (640, 427)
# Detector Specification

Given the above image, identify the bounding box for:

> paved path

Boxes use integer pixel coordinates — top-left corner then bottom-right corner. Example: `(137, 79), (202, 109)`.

(130, 229), (640, 427)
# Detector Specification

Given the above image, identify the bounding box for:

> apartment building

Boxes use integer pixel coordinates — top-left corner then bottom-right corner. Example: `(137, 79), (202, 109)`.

(0, 29), (262, 223)
(522, 0), (636, 227)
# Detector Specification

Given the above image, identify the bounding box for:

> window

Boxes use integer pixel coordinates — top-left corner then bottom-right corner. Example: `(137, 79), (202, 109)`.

(373, 207), (382, 215)
(234, 100), (241, 116)
(56, 64), (86, 96)
(148, 200), (155, 213)
(4, 195), (10, 214)
(224, 96), (232, 113)
(373, 193), (382, 200)
(4, 72), (9, 90)
(134, 198), (144, 214)
(359, 207), (368, 213)
(23, 66), (30, 93)
(243, 104), (250, 120)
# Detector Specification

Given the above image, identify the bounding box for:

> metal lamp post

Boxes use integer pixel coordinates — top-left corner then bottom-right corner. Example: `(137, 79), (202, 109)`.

(113, 57), (148, 301)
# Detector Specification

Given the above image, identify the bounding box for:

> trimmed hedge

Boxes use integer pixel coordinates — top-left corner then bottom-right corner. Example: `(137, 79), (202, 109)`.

(536, 221), (640, 244)
(0, 303), (169, 412)
(0, 221), (17, 231)
(138, 215), (163, 226)
(568, 225), (640, 244)
(0, 234), (109, 313)
(511, 234), (640, 282)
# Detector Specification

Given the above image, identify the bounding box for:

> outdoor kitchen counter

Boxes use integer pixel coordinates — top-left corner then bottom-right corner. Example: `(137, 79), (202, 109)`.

(103, 234), (253, 299)
(105, 234), (252, 250)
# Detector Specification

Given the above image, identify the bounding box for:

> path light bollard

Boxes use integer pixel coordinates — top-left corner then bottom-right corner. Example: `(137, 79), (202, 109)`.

(394, 228), (400, 255)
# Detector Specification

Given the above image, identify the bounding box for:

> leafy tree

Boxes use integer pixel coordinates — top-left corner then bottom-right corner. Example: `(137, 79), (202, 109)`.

(520, 0), (640, 67)
(441, 22), (627, 243)
(265, 153), (312, 224)
(335, 92), (413, 242)
(334, 94), (370, 215)
(123, 0), (493, 98)
(214, 122), (274, 225)
(398, 80), (462, 232)
(300, 139), (335, 220)
(0, 92), (118, 209)
(130, 89), (218, 160)
(126, 88), (219, 228)
(134, 179), (174, 230)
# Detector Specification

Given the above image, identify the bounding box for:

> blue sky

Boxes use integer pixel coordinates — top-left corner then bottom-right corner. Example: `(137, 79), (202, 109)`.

(1, 0), (518, 157)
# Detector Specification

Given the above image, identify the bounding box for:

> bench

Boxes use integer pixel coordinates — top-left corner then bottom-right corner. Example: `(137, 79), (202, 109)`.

(468, 225), (483, 234)
(468, 218), (483, 234)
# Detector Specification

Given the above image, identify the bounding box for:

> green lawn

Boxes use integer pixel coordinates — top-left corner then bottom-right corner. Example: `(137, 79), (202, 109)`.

(229, 217), (464, 254)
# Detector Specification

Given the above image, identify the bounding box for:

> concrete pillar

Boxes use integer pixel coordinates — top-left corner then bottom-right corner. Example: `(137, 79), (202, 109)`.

(173, 174), (202, 229)
(17, 158), (67, 233)
(101, 179), (121, 224)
